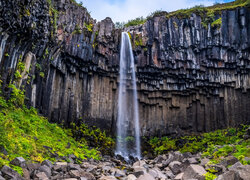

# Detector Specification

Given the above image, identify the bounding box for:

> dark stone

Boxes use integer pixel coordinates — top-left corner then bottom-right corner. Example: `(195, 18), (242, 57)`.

(41, 160), (53, 169)
(1, 165), (24, 180)
(10, 157), (26, 168)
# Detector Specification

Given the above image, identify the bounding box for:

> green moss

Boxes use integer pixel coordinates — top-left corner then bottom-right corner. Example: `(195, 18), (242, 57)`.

(71, 123), (115, 155)
(0, 84), (100, 170)
(135, 34), (143, 47)
(204, 172), (217, 180)
(39, 72), (45, 78)
(84, 22), (93, 32)
(124, 17), (146, 27)
(73, 24), (82, 34)
(4, 53), (9, 57)
(148, 125), (250, 163)
(211, 18), (222, 28)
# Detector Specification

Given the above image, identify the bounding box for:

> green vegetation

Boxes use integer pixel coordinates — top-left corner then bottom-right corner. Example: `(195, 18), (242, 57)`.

(211, 18), (222, 28)
(0, 84), (100, 173)
(71, 123), (115, 155)
(84, 22), (93, 32)
(124, 0), (249, 28)
(148, 125), (250, 164)
(47, 0), (59, 36)
(134, 34), (143, 47)
(39, 72), (45, 78)
(204, 172), (217, 180)
(124, 17), (146, 28)
(146, 10), (168, 19)
(73, 24), (82, 34)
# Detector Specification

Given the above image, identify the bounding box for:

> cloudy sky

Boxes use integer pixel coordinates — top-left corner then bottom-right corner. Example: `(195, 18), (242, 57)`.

(76, 0), (234, 23)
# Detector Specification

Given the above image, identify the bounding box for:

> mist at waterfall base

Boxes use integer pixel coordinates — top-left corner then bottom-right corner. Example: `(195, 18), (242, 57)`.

(115, 32), (141, 160)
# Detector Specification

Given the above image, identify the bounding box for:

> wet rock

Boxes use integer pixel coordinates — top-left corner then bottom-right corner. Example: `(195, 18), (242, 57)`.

(183, 164), (207, 180)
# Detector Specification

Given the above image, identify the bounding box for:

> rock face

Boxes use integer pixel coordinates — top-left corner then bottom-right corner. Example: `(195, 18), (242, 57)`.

(0, 0), (250, 136)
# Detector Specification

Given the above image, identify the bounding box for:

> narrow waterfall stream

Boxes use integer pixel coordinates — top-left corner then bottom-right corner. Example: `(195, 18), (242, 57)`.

(116, 32), (141, 159)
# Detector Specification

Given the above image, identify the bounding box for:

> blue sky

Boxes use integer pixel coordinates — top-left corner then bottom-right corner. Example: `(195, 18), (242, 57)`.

(76, 0), (234, 22)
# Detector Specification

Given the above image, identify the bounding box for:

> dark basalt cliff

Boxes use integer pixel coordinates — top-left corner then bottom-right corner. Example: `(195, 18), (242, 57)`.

(0, 0), (249, 136)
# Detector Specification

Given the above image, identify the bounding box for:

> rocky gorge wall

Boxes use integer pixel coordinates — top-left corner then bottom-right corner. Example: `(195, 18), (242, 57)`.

(0, 0), (249, 137)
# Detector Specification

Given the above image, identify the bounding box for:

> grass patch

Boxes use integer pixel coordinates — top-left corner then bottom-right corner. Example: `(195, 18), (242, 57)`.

(148, 125), (250, 165)
(0, 84), (100, 171)
(124, 17), (146, 27)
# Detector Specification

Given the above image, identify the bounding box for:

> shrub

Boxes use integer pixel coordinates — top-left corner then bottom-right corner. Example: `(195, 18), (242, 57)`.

(124, 17), (146, 27)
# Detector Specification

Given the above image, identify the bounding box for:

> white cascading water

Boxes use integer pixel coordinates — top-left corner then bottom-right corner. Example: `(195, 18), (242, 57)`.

(116, 32), (141, 159)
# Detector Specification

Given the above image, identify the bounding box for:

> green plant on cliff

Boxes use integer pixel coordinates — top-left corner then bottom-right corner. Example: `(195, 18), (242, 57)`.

(71, 123), (115, 155)
(84, 22), (93, 32)
(148, 125), (250, 164)
(211, 18), (222, 28)
(0, 84), (100, 173)
(124, 17), (146, 27)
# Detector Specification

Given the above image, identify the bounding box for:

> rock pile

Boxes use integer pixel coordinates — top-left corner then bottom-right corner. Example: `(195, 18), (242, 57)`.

(1, 151), (249, 180)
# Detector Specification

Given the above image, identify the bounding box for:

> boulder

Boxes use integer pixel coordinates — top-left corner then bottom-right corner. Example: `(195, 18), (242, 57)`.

(169, 161), (183, 175)
(200, 158), (210, 167)
(0, 175), (5, 180)
(38, 165), (51, 178)
(1, 165), (24, 180)
(99, 176), (117, 180)
(182, 164), (207, 180)
(137, 173), (155, 180)
(187, 157), (199, 164)
(34, 172), (49, 180)
(125, 174), (137, 180)
(10, 157), (26, 168)
(174, 172), (184, 180)
(41, 160), (53, 169)
(133, 160), (146, 168)
(228, 162), (243, 171)
(221, 156), (239, 167)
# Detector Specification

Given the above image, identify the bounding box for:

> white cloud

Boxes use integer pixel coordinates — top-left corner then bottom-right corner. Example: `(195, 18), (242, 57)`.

(77, 0), (223, 22)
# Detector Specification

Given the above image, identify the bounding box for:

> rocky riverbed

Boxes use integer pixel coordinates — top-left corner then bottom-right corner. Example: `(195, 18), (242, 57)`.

(1, 151), (249, 180)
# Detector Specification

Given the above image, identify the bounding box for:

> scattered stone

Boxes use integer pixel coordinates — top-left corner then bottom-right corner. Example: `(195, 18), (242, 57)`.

(200, 158), (210, 167)
(99, 175), (117, 180)
(228, 162), (243, 171)
(23, 168), (31, 180)
(38, 165), (51, 178)
(1, 165), (24, 180)
(10, 157), (26, 168)
(183, 164), (207, 180)
(34, 172), (49, 180)
(221, 156), (239, 167)
(27, 163), (41, 171)
(174, 172), (184, 180)
(126, 174), (137, 180)
(187, 157), (199, 164)
(41, 160), (53, 169)
(137, 173), (155, 180)
(169, 161), (183, 175)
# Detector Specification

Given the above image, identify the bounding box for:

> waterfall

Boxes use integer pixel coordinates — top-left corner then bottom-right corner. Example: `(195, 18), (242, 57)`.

(116, 32), (141, 159)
